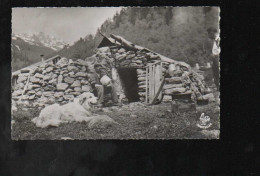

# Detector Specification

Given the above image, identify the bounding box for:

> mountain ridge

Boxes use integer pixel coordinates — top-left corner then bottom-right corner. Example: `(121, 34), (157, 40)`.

(12, 32), (68, 71)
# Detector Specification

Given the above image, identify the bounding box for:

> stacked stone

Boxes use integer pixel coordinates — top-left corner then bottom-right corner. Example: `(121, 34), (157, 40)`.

(110, 48), (147, 68)
(94, 46), (211, 102)
(136, 68), (146, 101)
(12, 58), (92, 108)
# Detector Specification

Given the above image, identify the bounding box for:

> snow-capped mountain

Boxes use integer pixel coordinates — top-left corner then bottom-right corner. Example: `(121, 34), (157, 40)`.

(12, 32), (69, 71)
(12, 32), (68, 51)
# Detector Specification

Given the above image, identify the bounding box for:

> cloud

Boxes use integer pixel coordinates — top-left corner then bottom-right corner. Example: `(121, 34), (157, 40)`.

(12, 7), (122, 44)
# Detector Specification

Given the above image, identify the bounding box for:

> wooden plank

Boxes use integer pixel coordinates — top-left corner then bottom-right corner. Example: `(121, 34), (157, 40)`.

(152, 65), (154, 100)
(145, 66), (148, 103)
(149, 64), (153, 103)
(155, 64), (162, 100)
(159, 62), (163, 99)
(151, 77), (165, 105)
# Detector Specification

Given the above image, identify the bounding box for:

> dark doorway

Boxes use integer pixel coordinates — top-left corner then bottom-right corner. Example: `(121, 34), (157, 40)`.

(117, 68), (140, 102)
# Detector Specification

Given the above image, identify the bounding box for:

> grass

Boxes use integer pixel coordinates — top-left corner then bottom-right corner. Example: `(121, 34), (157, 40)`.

(12, 99), (220, 140)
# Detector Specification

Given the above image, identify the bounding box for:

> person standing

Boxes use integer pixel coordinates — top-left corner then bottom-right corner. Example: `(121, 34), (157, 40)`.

(207, 27), (220, 91)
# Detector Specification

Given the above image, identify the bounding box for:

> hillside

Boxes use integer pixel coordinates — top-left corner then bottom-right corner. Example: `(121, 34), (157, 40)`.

(55, 7), (219, 66)
(11, 33), (68, 71)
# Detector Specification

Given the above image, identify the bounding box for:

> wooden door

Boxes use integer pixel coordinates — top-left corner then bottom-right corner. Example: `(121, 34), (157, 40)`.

(145, 62), (163, 103)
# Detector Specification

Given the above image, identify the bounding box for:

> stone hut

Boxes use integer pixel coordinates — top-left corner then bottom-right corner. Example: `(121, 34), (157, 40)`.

(12, 34), (212, 109)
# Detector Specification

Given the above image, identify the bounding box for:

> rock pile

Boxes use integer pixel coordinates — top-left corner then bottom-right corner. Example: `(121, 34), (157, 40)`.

(12, 58), (92, 108)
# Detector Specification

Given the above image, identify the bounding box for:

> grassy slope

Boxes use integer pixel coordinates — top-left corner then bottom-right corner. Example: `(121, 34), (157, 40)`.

(12, 38), (56, 71)
(12, 100), (220, 140)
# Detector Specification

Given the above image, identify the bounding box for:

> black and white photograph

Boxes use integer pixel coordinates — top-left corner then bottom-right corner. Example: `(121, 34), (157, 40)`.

(11, 7), (220, 140)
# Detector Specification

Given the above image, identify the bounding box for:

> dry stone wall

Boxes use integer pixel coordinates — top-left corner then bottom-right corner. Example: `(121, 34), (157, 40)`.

(12, 58), (92, 108)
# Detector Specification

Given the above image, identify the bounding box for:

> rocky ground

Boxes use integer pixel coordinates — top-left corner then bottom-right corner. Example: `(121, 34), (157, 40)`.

(12, 95), (220, 140)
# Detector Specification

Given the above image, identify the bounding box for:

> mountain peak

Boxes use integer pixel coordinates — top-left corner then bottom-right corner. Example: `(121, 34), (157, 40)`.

(12, 32), (68, 51)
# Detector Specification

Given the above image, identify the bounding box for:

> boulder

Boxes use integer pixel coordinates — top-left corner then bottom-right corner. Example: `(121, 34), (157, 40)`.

(56, 57), (68, 65)
(64, 77), (74, 84)
(74, 87), (82, 92)
(70, 92), (81, 96)
(65, 89), (73, 93)
(12, 90), (23, 96)
(48, 79), (57, 84)
(59, 63), (68, 68)
(81, 80), (89, 85)
(164, 88), (186, 94)
(38, 96), (49, 104)
(69, 59), (74, 64)
(35, 91), (42, 96)
(164, 84), (184, 89)
(43, 91), (53, 97)
(29, 95), (36, 100)
(201, 93), (215, 102)
(71, 80), (81, 87)
(129, 63), (142, 67)
(126, 54), (136, 60)
(18, 83), (25, 89)
(138, 77), (146, 81)
(76, 59), (89, 66)
(63, 94), (74, 100)
(165, 77), (182, 84)
(20, 68), (32, 73)
(21, 95), (29, 100)
(56, 83), (69, 90)
(17, 75), (28, 83)
(81, 66), (87, 72)
(12, 96), (20, 100)
(45, 67), (54, 73)
(43, 74), (51, 81)
(118, 48), (126, 53)
(30, 77), (43, 84)
(34, 73), (44, 79)
(43, 85), (55, 91)
(137, 69), (146, 75)
(116, 54), (127, 61)
(54, 92), (64, 98)
(75, 72), (88, 77)
(51, 74), (58, 79)
(88, 115), (117, 129)
(30, 67), (42, 74)
(27, 90), (35, 95)
(69, 72), (76, 78)
(82, 85), (91, 92)
(68, 66), (79, 72)
(48, 97), (56, 104)
(28, 84), (41, 89)
(56, 97), (64, 102)
(85, 56), (97, 64)
(131, 60), (142, 64)
(58, 75), (63, 83)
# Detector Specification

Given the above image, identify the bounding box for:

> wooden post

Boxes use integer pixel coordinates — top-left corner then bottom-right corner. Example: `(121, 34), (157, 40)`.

(149, 64), (153, 103)
(145, 66), (148, 103)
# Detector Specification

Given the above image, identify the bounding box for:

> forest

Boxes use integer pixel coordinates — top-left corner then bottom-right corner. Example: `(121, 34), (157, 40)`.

(56, 7), (219, 67)
(12, 7), (219, 71)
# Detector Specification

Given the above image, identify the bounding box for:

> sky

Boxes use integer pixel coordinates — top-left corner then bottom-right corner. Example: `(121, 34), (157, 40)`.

(12, 7), (122, 44)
